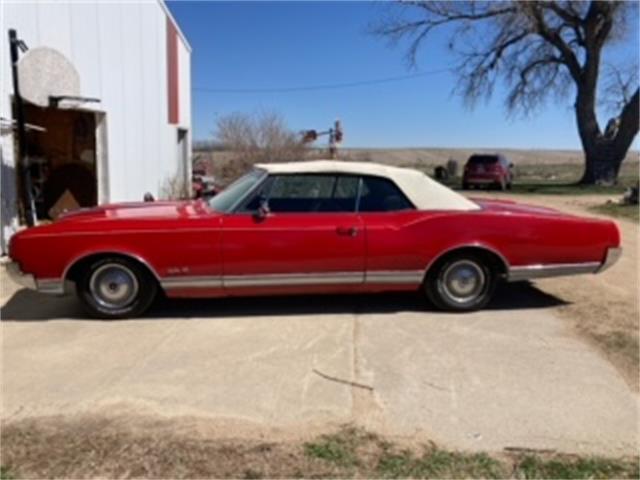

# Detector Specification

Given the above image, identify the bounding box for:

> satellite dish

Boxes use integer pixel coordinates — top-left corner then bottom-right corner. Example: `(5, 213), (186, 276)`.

(17, 47), (80, 107)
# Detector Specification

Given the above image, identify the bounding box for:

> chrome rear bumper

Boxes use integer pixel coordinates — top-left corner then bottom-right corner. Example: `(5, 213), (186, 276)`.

(507, 247), (622, 281)
(596, 247), (622, 273)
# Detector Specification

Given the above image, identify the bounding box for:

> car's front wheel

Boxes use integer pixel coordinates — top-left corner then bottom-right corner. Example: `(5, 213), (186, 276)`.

(424, 253), (496, 311)
(77, 257), (157, 319)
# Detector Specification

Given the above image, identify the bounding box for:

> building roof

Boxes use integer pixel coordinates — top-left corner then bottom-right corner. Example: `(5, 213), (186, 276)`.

(255, 160), (480, 211)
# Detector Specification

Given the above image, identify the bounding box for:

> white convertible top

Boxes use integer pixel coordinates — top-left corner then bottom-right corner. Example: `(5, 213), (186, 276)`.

(256, 160), (480, 211)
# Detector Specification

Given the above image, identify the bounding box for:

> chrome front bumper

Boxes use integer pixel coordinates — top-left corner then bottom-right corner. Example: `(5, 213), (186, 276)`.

(5, 261), (37, 290)
(507, 247), (622, 281)
(5, 261), (66, 294)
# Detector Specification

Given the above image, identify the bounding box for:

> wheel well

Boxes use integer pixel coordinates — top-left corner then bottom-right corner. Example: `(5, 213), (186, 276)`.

(425, 247), (508, 280)
(65, 253), (159, 285)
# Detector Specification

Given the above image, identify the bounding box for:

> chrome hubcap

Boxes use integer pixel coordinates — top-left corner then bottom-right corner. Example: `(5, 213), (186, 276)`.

(89, 263), (139, 309)
(441, 260), (486, 304)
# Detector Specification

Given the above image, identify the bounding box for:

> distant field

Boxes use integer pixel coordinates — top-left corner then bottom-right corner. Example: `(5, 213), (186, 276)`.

(196, 147), (639, 187)
(339, 148), (639, 187)
(335, 147), (639, 167)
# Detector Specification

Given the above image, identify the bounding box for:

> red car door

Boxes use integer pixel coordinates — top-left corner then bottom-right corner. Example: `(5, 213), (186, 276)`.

(357, 176), (427, 286)
(220, 174), (365, 292)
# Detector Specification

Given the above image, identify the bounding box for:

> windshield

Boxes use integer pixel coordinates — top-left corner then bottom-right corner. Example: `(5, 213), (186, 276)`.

(208, 169), (266, 212)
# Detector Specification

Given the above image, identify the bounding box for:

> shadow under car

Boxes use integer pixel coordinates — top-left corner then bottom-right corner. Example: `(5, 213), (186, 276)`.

(0, 281), (567, 322)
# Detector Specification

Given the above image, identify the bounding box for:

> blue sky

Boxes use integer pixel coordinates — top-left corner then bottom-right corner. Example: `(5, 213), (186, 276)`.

(167, 1), (638, 149)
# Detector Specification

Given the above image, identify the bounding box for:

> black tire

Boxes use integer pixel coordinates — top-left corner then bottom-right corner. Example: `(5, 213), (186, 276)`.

(462, 182), (470, 190)
(424, 253), (497, 312)
(76, 257), (158, 319)
(506, 181), (512, 190)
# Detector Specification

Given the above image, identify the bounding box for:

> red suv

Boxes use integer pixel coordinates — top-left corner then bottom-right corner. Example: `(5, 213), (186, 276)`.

(462, 154), (513, 190)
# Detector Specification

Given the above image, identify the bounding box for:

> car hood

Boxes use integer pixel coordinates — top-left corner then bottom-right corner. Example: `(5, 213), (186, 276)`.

(57, 200), (211, 222)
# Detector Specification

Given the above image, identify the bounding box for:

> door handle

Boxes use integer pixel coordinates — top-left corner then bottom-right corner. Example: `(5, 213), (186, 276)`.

(336, 226), (358, 237)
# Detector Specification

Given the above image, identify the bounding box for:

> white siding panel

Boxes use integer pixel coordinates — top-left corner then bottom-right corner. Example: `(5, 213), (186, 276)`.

(140, 1), (162, 198)
(68, 2), (101, 99)
(36, 2), (73, 59)
(121, 2), (145, 200)
(97, 1), (126, 202)
(3, 2), (40, 48)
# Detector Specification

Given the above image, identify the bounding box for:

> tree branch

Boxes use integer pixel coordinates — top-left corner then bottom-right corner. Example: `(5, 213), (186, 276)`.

(613, 87), (640, 151)
(528, 2), (582, 80)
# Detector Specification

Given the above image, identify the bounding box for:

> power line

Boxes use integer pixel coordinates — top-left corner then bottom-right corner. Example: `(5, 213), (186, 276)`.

(192, 68), (451, 94)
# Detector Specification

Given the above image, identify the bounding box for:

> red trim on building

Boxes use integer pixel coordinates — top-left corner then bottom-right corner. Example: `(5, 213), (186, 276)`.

(166, 17), (179, 124)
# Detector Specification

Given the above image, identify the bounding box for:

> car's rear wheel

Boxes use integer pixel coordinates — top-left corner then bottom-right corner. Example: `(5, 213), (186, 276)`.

(424, 253), (496, 311)
(77, 257), (157, 319)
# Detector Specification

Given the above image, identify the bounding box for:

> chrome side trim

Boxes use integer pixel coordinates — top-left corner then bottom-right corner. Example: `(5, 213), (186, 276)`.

(596, 247), (622, 273)
(5, 261), (37, 290)
(507, 262), (600, 281)
(224, 272), (363, 288)
(161, 276), (223, 289)
(160, 270), (425, 290)
(364, 270), (423, 284)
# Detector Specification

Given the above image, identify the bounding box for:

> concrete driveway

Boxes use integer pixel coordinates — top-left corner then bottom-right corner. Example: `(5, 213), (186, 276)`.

(1, 271), (638, 456)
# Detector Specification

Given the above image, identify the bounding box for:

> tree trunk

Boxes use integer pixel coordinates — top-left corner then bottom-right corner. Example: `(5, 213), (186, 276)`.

(576, 88), (639, 185)
(581, 143), (626, 185)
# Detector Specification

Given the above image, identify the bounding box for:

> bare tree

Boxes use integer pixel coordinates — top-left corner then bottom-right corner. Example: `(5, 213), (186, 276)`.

(373, 1), (639, 184)
(214, 111), (307, 181)
(160, 173), (191, 200)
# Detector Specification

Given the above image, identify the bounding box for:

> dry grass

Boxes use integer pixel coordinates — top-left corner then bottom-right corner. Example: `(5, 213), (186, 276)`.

(1, 418), (637, 479)
(160, 173), (192, 200)
(589, 202), (639, 223)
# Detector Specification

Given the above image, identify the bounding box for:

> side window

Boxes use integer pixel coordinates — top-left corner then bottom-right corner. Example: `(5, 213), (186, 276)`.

(261, 174), (361, 213)
(330, 176), (359, 212)
(358, 176), (414, 212)
(270, 175), (335, 200)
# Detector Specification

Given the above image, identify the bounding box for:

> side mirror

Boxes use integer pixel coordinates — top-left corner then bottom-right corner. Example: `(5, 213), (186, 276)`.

(254, 197), (270, 220)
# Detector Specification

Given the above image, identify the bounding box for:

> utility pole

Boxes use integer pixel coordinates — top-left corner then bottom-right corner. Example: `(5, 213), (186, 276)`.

(301, 119), (344, 158)
(8, 29), (36, 226)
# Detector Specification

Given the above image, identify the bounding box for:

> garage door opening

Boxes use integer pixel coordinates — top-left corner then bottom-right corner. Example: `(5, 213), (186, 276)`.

(20, 103), (99, 220)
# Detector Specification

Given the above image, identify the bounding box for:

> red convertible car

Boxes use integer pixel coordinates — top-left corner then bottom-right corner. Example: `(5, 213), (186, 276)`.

(7, 160), (621, 319)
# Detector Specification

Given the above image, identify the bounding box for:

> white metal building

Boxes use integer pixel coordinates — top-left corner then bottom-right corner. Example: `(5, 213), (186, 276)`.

(0, 0), (192, 252)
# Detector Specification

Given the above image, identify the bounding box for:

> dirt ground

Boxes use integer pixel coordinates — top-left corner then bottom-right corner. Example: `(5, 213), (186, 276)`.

(471, 192), (639, 391)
